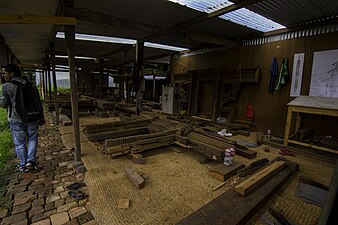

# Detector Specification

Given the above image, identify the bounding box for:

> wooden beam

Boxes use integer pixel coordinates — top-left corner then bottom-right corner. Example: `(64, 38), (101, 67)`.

(65, 25), (82, 161)
(140, 0), (265, 42)
(177, 162), (296, 225)
(0, 15), (76, 25)
(235, 161), (286, 196)
(68, 8), (162, 34)
(17, 64), (46, 70)
(125, 168), (146, 189)
(50, 43), (60, 125)
(190, 34), (237, 47)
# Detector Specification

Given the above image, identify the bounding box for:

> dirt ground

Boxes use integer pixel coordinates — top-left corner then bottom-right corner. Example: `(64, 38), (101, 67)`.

(62, 113), (335, 225)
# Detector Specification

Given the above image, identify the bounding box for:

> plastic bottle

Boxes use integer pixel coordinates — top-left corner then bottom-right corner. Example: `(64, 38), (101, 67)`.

(224, 150), (231, 166)
(267, 130), (271, 143)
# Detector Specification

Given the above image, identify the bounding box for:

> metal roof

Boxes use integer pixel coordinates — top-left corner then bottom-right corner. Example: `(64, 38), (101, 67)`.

(0, 0), (338, 67)
(169, 0), (285, 32)
(247, 0), (338, 27)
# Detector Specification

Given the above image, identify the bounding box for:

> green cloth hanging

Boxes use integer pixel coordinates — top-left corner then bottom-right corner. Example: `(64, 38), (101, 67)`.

(275, 57), (288, 91)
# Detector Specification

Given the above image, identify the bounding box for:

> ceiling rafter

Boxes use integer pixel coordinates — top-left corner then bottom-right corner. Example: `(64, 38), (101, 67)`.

(68, 8), (164, 34)
(102, 0), (265, 58)
(0, 15), (76, 25)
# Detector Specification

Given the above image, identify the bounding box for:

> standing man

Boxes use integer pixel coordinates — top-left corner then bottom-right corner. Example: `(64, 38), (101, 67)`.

(0, 64), (45, 172)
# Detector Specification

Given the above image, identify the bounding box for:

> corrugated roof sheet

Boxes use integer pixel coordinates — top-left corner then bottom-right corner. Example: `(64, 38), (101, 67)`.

(168, 0), (285, 32)
(246, 0), (338, 27)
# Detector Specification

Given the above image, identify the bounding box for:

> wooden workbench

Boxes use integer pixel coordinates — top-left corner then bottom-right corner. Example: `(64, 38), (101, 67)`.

(284, 96), (338, 154)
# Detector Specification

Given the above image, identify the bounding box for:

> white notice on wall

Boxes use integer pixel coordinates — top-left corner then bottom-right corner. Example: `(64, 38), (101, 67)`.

(290, 53), (305, 97)
(310, 49), (338, 98)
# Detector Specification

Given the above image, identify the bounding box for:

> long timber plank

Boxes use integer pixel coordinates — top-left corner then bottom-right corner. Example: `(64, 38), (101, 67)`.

(177, 165), (295, 225)
(235, 161), (286, 196)
(88, 127), (148, 141)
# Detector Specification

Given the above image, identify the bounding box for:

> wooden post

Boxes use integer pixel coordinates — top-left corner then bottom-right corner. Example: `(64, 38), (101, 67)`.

(43, 69), (48, 101)
(152, 69), (156, 100)
(65, 25), (81, 161)
(126, 77), (130, 103)
(50, 43), (60, 125)
(45, 52), (52, 102)
(39, 71), (43, 100)
(99, 59), (104, 99)
(283, 106), (292, 146)
(212, 73), (221, 121)
(135, 41), (144, 115)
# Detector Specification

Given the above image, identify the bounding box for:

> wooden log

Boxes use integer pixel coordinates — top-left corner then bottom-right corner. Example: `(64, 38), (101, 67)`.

(176, 163), (296, 225)
(105, 130), (177, 147)
(188, 139), (224, 162)
(175, 135), (189, 145)
(59, 114), (72, 126)
(235, 161), (286, 196)
(209, 162), (245, 182)
(128, 153), (145, 165)
(175, 141), (191, 149)
(192, 116), (212, 122)
(125, 168), (145, 189)
(87, 127), (148, 141)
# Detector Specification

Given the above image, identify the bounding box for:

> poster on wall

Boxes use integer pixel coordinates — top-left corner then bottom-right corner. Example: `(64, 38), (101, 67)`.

(290, 53), (305, 97)
(309, 49), (338, 98)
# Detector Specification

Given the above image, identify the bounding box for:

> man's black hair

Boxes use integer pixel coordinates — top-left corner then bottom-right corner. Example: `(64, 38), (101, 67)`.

(2, 64), (22, 77)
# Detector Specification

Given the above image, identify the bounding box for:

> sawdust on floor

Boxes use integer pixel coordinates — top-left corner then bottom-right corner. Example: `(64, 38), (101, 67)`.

(59, 114), (335, 225)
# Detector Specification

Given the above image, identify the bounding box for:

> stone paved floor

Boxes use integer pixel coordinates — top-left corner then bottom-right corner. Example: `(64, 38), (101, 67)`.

(0, 113), (97, 225)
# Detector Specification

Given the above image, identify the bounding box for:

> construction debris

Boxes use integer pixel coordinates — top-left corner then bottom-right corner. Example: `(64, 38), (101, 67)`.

(125, 168), (146, 189)
(235, 161), (286, 196)
(209, 162), (245, 182)
(177, 159), (299, 225)
(118, 199), (130, 209)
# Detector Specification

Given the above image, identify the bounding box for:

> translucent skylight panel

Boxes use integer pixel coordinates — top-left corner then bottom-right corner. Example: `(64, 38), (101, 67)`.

(56, 32), (188, 52)
(168, 0), (285, 32)
(220, 8), (286, 32)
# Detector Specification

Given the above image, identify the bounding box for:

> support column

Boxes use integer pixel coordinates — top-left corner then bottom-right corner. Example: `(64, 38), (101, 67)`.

(212, 73), (221, 121)
(45, 52), (52, 102)
(65, 25), (81, 161)
(99, 59), (104, 99)
(152, 69), (156, 100)
(39, 71), (43, 100)
(135, 41), (144, 115)
(50, 43), (60, 125)
(43, 69), (48, 101)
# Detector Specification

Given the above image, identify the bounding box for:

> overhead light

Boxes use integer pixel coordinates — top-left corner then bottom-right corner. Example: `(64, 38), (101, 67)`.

(55, 55), (97, 60)
(144, 42), (188, 51)
(56, 32), (189, 52)
(56, 32), (136, 45)
(168, 0), (285, 32)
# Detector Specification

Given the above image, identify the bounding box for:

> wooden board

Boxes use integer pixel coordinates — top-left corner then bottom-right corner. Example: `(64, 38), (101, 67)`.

(59, 114), (72, 126)
(235, 148), (257, 159)
(125, 168), (145, 189)
(209, 162), (245, 182)
(235, 161), (286, 196)
(176, 166), (294, 225)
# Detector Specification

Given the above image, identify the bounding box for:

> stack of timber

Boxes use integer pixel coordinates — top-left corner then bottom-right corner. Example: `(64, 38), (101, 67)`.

(104, 130), (178, 157)
(115, 103), (136, 114)
(185, 131), (256, 162)
(95, 99), (115, 110)
(177, 158), (299, 225)
(148, 119), (189, 133)
(84, 118), (153, 141)
(117, 113), (152, 122)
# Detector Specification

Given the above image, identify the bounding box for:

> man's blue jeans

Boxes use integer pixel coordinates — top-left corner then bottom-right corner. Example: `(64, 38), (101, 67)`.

(10, 121), (39, 167)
